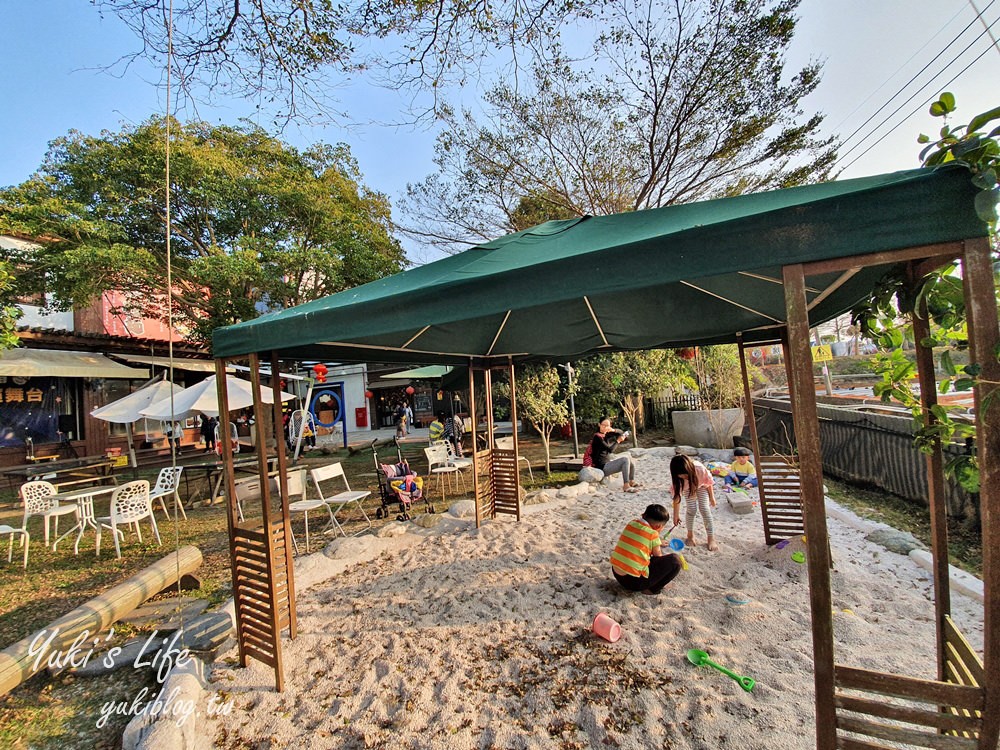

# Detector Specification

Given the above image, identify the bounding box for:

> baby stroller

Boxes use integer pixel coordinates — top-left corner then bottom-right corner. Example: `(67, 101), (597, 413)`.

(371, 437), (434, 520)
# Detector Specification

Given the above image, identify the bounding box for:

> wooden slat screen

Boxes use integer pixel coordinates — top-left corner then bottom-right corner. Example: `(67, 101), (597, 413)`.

(758, 454), (805, 544)
(490, 448), (520, 517)
(941, 616), (984, 740)
(231, 518), (293, 688)
(834, 665), (983, 749)
(475, 448), (494, 525)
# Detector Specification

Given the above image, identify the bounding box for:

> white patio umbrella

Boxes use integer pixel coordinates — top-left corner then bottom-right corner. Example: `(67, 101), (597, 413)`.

(139, 374), (295, 421)
(90, 377), (184, 468)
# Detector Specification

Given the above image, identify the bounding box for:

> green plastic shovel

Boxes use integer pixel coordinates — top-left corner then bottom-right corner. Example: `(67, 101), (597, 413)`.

(686, 649), (755, 692)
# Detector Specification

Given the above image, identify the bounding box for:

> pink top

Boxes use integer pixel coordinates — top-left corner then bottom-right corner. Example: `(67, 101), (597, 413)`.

(675, 460), (714, 499)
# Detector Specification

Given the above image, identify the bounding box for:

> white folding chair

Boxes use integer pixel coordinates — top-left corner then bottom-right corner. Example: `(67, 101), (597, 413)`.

(150, 466), (186, 521)
(310, 462), (371, 536)
(95, 480), (161, 558)
(285, 468), (333, 553)
(424, 444), (461, 503)
(0, 524), (29, 568)
(20, 480), (79, 547)
(495, 436), (533, 481)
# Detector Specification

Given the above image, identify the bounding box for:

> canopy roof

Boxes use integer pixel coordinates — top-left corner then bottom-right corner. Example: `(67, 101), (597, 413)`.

(213, 167), (987, 365)
(0, 348), (150, 379)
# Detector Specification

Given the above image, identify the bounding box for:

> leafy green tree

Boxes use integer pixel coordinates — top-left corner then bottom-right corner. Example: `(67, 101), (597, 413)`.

(576, 350), (693, 446)
(497, 363), (573, 475)
(0, 263), (22, 351)
(0, 118), (406, 343)
(401, 0), (836, 250)
(852, 94), (999, 497)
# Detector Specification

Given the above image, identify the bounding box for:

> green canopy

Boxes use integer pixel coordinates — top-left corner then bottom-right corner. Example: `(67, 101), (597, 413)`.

(213, 166), (988, 364)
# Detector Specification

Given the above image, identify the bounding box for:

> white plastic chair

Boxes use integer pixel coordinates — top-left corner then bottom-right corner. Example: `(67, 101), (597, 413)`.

(0, 524), (29, 568)
(424, 444), (461, 502)
(150, 466), (186, 521)
(95, 480), (161, 558)
(495, 436), (533, 481)
(20, 480), (79, 547)
(310, 462), (371, 537)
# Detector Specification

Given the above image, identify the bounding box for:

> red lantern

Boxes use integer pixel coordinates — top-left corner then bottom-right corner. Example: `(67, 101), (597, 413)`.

(312, 363), (328, 383)
(405, 385), (415, 395)
(364, 390), (374, 399)
(678, 347), (697, 361)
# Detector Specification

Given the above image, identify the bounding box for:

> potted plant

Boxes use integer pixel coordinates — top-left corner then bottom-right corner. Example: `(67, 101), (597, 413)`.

(671, 345), (749, 449)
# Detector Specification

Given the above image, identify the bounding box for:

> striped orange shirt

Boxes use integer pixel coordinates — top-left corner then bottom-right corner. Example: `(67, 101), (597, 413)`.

(611, 519), (662, 577)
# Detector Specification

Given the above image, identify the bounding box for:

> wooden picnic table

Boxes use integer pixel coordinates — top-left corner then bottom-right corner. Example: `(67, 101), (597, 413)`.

(175, 454), (278, 507)
(3, 455), (118, 493)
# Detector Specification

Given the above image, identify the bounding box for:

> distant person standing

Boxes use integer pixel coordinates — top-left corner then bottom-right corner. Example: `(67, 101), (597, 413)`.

(395, 402), (407, 438)
(444, 414), (464, 456)
(428, 412), (446, 443)
(405, 403), (414, 431)
(200, 414), (217, 453)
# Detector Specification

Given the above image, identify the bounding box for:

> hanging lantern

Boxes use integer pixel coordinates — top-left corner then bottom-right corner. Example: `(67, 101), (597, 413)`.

(405, 385), (415, 395)
(678, 347), (697, 361)
(364, 389), (374, 399)
(436, 390), (444, 400)
(312, 363), (328, 383)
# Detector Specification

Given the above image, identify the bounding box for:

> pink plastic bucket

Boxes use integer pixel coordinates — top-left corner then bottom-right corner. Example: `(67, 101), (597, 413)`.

(592, 612), (622, 642)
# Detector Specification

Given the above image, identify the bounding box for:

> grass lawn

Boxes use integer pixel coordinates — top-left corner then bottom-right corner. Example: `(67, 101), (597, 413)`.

(0, 431), (983, 748)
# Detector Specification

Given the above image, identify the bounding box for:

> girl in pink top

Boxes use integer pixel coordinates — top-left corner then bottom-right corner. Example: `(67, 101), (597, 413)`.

(670, 455), (719, 551)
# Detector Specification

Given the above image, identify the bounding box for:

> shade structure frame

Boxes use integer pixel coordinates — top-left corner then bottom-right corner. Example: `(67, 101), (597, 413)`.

(206, 167), (996, 745)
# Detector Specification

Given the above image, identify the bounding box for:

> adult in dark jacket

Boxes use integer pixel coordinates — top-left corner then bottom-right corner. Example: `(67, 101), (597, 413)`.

(591, 416), (639, 493)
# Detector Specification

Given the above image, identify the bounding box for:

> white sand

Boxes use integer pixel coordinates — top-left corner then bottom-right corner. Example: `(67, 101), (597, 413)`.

(206, 450), (984, 749)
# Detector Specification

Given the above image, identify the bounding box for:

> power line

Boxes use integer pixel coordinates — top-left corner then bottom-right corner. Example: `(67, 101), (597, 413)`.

(832, 10), (1000, 169)
(827, 2), (971, 136)
(835, 0), (993, 153)
(838, 40), (997, 173)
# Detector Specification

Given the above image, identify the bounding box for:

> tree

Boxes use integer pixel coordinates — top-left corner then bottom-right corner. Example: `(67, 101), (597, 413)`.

(401, 0), (837, 251)
(0, 263), (21, 351)
(94, 0), (589, 124)
(852, 94), (1000, 498)
(690, 345), (752, 448)
(497, 363), (573, 475)
(576, 350), (693, 446)
(0, 118), (406, 343)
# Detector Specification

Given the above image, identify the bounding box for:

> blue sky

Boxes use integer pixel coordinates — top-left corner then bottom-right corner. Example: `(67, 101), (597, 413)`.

(1, 0), (997, 263)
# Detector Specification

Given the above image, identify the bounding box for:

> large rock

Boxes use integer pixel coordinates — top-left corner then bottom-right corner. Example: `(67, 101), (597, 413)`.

(726, 493), (755, 515)
(411, 513), (442, 528)
(578, 467), (605, 484)
(377, 521), (409, 538)
(866, 528), (923, 555)
(674, 445), (700, 456)
(525, 490), (555, 506)
(449, 499), (477, 518)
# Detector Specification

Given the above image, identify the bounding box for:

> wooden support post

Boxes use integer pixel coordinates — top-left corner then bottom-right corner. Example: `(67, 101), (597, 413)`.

(469, 365), (481, 528)
(249, 353), (284, 692)
(738, 335), (768, 543)
(782, 264), (836, 750)
(484, 368), (495, 522)
(960, 237), (1000, 750)
(270, 350), (296, 640)
(508, 359), (522, 522)
(907, 263), (951, 681)
(214, 358), (245, 669)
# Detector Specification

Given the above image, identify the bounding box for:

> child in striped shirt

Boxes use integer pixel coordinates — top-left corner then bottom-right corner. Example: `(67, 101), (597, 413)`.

(610, 504), (682, 595)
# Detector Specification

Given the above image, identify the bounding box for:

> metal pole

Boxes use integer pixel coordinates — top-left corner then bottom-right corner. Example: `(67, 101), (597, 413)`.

(812, 328), (834, 396)
(559, 363), (580, 458)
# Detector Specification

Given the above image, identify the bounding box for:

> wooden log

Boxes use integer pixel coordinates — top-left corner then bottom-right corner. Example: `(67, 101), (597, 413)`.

(0, 545), (203, 698)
